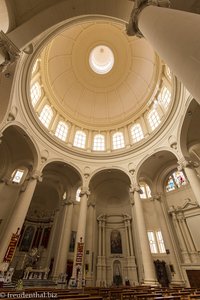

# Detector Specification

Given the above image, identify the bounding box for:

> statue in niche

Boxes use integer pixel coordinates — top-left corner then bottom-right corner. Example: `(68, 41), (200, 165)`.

(113, 260), (122, 286)
(110, 230), (122, 254)
(25, 247), (40, 268)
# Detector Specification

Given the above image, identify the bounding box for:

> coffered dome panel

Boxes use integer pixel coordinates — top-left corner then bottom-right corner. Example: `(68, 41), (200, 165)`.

(40, 19), (159, 128)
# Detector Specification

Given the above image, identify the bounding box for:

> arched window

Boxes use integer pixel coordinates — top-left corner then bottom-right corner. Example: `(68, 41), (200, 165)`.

(39, 105), (53, 128)
(55, 121), (68, 141)
(140, 183), (152, 199)
(148, 109), (161, 130)
(130, 124), (144, 143)
(76, 187), (81, 202)
(147, 230), (166, 254)
(63, 192), (67, 200)
(93, 134), (105, 151)
(166, 170), (187, 192)
(30, 82), (41, 107)
(158, 86), (171, 110)
(73, 130), (86, 149)
(11, 169), (25, 184)
(112, 132), (125, 150)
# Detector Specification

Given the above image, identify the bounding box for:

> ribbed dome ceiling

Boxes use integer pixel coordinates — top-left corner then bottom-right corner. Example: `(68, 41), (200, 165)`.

(40, 19), (160, 129)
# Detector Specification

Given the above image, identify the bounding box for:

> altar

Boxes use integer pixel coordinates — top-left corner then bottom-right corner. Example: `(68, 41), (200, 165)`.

(23, 267), (49, 280)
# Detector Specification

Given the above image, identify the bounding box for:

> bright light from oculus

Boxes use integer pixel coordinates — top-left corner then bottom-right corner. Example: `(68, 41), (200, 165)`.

(89, 45), (114, 74)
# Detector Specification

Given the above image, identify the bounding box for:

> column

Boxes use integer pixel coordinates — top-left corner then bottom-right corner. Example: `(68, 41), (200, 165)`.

(85, 199), (95, 286)
(102, 219), (106, 257)
(130, 185), (157, 284)
(0, 171), (41, 266)
(170, 210), (191, 264)
(101, 215), (106, 285)
(96, 217), (102, 287)
(152, 195), (184, 283)
(182, 216), (196, 251)
(178, 159), (200, 206)
(71, 187), (90, 284)
(52, 199), (74, 277)
(130, 194), (142, 284)
(127, 220), (134, 256)
(124, 220), (130, 256)
(127, 0), (200, 105)
(98, 220), (102, 256)
(178, 213), (196, 253)
(45, 209), (60, 267)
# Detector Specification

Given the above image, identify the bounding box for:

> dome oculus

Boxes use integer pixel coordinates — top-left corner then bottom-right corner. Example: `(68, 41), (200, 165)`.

(89, 45), (114, 74)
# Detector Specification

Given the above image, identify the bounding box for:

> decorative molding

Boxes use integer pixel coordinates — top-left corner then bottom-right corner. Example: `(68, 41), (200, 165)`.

(128, 163), (135, 175)
(126, 0), (170, 38)
(178, 158), (199, 170)
(27, 208), (55, 222)
(152, 193), (162, 201)
(40, 149), (49, 163)
(31, 170), (43, 182)
(63, 197), (74, 206)
(168, 198), (199, 214)
(7, 106), (18, 121)
(130, 184), (142, 194)
(83, 166), (91, 179)
(0, 31), (21, 73)
(168, 135), (177, 150)
(80, 186), (90, 197)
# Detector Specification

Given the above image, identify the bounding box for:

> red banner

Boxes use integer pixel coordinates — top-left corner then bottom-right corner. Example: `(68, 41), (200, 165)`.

(76, 242), (84, 266)
(4, 233), (20, 263)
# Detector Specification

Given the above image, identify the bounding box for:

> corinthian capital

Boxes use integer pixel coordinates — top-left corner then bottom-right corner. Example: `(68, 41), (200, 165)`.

(0, 31), (21, 73)
(152, 194), (161, 201)
(126, 0), (170, 37)
(80, 186), (90, 197)
(129, 184), (141, 194)
(31, 170), (43, 182)
(177, 158), (198, 170)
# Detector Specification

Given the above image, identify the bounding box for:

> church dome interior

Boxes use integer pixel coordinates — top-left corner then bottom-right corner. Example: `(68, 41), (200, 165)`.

(0, 0), (200, 291)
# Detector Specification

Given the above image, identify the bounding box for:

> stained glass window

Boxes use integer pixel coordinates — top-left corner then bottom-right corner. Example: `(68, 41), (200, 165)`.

(166, 170), (187, 192)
